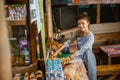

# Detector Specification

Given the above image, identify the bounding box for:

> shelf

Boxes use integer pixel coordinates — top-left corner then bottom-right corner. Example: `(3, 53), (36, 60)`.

(67, 1), (120, 5)
(8, 20), (26, 26)
(52, 1), (120, 6)
(12, 63), (31, 67)
(5, 0), (28, 5)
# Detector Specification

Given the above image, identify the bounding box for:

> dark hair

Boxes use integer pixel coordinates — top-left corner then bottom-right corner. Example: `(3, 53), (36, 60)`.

(77, 12), (90, 22)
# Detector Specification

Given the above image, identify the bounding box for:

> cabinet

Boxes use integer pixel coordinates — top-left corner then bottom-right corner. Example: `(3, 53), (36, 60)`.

(5, 0), (37, 65)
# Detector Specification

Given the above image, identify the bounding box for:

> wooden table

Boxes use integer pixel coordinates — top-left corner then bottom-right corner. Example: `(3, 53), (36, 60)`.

(100, 44), (120, 65)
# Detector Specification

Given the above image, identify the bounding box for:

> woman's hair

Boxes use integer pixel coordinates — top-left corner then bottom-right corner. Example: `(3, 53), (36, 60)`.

(77, 12), (90, 22)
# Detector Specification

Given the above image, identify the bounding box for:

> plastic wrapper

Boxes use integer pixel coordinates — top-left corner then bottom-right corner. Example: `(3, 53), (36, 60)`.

(69, 42), (78, 54)
(73, 0), (120, 4)
(100, 0), (120, 4)
(61, 57), (71, 65)
(64, 58), (89, 80)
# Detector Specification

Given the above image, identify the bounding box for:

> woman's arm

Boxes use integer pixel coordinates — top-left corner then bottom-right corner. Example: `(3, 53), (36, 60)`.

(64, 30), (80, 47)
(70, 30), (80, 43)
(71, 33), (94, 58)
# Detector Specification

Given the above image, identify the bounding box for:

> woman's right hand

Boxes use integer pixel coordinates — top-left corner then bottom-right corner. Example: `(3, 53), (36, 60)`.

(52, 44), (65, 57)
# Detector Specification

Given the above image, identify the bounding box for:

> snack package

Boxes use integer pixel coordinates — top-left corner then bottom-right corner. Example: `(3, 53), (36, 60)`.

(69, 43), (78, 54)
(64, 58), (89, 80)
(61, 57), (71, 65)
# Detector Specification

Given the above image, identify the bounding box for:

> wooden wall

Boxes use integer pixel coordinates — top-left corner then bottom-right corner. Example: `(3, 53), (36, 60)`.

(61, 22), (120, 39)
(90, 22), (120, 34)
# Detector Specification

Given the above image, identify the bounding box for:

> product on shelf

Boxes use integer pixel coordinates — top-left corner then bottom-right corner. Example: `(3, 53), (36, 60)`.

(61, 57), (71, 65)
(69, 43), (78, 54)
(13, 70), (43, 80)
(19, 35), (30, 64)
(9, 38), (20, 56)
(9, 36), (30, 65)
(7, 4), (26, 21)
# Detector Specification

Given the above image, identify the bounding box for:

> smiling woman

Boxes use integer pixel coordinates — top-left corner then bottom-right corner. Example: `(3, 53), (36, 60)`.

(52, 12), (97, 80)
(77, 12), (90, 33)
(67, 13), (97, 80)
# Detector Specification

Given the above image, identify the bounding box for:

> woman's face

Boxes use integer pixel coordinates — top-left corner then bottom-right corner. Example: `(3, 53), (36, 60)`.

(78, 19), (89, 32)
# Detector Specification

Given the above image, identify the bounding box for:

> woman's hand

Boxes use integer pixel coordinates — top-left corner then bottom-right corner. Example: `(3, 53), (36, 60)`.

(61, 53), (76, 65)
(51, 45), (65, 57)
(70, 53), (76, 59)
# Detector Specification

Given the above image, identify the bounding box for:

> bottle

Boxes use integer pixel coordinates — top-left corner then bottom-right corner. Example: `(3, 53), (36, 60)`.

(24, 48), (30, 64)
(57, 59), (64, 80)
(58, 29), (61, 40)
(46, 59), (51, 80)
(51, 59), (57, 80)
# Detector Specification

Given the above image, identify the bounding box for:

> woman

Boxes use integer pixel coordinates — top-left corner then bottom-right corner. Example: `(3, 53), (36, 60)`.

(64, 12), (97, 80)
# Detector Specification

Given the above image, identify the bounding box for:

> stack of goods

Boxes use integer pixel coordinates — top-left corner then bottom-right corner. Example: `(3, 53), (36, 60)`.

(61, 57), (71, 65)
(64, 58), (89, 80)
(10, 36), (30, 66)
(19, 36), (30, 65)
(50, 40), (62, 51)
(9, 38), (20, 65)
(46, 59), (64, 80)
(9, 38), (20, 55)
(46, 40), (62, 58)
(13, 70), (43, 80)
(7, 4), (26, 21)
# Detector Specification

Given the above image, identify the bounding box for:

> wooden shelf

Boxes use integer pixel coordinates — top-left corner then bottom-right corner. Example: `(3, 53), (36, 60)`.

(5, 0), (28, 5)
(52, 1), (120, 6)
(68, 1), (120, 5)
(8, 20), (26, 26)
(12, 63), (31, 67)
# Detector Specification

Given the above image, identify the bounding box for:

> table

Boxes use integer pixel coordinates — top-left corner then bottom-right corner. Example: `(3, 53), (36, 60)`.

(64, 58), (89, 80)
(100, 44), (120, 65)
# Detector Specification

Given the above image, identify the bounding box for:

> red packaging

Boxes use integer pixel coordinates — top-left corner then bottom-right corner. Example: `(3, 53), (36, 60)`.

(73, 0), (80, 4)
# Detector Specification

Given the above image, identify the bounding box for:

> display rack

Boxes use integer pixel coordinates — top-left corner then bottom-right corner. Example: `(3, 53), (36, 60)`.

(8, 20), (26, 26)
(5, 0), (28, 4)
(5, 0), (37, 64)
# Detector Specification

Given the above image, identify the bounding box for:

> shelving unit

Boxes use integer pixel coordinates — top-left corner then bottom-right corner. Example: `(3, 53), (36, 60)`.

(5, 0), (28, 4)
(5, 0), (37, 64)
(8, 20), (26, 26)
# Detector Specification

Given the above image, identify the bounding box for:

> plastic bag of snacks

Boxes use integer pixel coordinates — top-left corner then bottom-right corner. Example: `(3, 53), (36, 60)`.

(64, 58), (89, 80)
